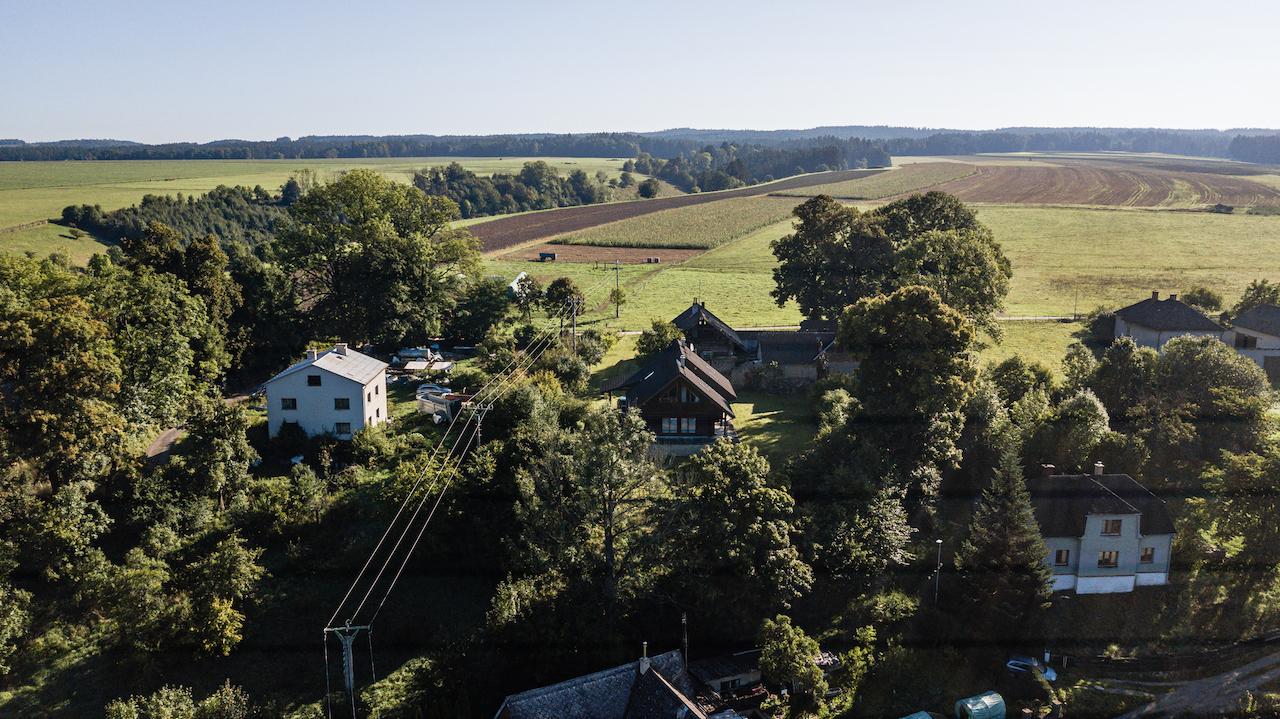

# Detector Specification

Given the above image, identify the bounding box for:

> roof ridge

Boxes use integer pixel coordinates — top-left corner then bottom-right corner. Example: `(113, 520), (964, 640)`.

(1086, 475), (1140, 515)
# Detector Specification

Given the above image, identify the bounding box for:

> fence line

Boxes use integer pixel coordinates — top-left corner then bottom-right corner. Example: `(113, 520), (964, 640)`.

(0, 219), (48, 234)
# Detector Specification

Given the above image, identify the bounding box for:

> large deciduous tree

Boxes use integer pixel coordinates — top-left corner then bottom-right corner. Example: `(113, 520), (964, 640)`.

(662, 440), (812, 633)
(836, 285), (978, 491)
(771, 192), (1010, 333)
(276, 169), (480, 345)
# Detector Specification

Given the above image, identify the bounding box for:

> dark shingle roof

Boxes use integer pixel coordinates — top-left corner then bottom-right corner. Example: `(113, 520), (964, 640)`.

(1233, 304), (1280, 338)
(624, 664), (708, 719)
(1026, 473), (1176, 538)
(1116, 296), (1224, 332)
(608, 340), (736, 416)
(673, 303), (748, 352)
(739, 331), (833, 365)
(496, 650), (699, 719)
(689, 650), (761, 685)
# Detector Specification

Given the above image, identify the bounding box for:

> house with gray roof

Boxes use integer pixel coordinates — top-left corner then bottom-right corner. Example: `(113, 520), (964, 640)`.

(494, 648), (733, 719)
(264, 343), (388, 439)
(1114, 291), (1226, 350)
(1027, 462), (1175, 594)
(1229, 303), (1280, 382)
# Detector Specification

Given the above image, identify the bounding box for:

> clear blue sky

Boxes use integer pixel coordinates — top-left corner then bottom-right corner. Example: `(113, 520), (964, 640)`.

(2, 0), (1277, 143)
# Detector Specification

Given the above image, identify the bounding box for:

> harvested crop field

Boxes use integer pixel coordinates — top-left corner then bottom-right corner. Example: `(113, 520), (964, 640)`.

(771, 162), (977, 200)
(552, 195), (800, 249)
(468, 168), (883, 252)
(499, 243), (705, 263)
(921, 161), (1280, 208)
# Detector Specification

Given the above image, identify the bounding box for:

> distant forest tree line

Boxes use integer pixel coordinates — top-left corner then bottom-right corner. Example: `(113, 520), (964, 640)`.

(9, 127), (1280, 165)
(628, 139), (889, 192)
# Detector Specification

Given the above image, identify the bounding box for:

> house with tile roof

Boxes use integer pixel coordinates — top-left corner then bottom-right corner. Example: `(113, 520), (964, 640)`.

(602, 339), (737, 456)
(1114, 291), (1226, 350)
(1027, 462), (1175, 594)
(264, 343), (388, 439)
(1229, 303), (1280, 382)
(494, 648), (737, 719)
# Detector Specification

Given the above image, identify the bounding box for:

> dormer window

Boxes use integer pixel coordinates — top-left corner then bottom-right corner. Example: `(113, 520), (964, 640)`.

(1102, 519), (1122, 536)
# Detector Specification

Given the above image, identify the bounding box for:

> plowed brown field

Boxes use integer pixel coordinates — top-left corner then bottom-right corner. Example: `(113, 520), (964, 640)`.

(499, 243), (705, 263)
(468, 168), (885, 252)
(925, 163), (1280, 207)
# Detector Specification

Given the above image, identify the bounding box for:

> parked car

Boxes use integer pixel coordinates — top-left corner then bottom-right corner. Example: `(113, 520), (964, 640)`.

(415, 383), (451, 397)
(1005, 656), (1056, 682)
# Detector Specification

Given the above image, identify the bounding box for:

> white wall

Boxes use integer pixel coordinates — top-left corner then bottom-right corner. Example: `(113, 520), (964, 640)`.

(1077, 575), (1137, 594)
(1051, 574), (1078, 592)
(266, 368), (388, 438)
(1135, 572), (1169, 587)
(1115, 317), (1224, 351)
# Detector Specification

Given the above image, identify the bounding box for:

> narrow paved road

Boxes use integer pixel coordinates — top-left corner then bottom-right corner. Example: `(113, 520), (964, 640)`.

(1115, 650), (1280, 717)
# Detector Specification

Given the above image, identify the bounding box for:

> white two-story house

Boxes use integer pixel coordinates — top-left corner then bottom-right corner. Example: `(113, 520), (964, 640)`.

(1027, 463), (1175, 594)
(1229, 304), (1280, 382)
(265, 344), (389, 439)
(1114, 292), (1226, 350)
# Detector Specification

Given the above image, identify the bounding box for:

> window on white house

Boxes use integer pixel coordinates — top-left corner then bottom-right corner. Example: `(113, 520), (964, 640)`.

(307, 374), (322, 387)
(335, 398), (350, 410)
(1102, 519), (1122, 536)
(335, 422), (352, 435)
(662, 417), (678, 434)
(375, 384), (379, 395)
(1054, 549), (1070, 566)
(1097, 550), (1119, 568)
(376, 408), (380, 418)
(281, 398), (297, 410)
(367, 392), (371, 402)
(680, 417), (696, 434)
(1237, 333), (1258, 349)
(1140, 547), (1155, 564)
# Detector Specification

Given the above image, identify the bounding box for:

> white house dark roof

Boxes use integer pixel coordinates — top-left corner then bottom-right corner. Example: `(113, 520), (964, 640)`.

(495, 650), (705, 719)
(1233, 304), (1280, 338)
(268, 345), (387, 386)
(1116, 295), (1224, 332)
(1026, 472), (1176, 538)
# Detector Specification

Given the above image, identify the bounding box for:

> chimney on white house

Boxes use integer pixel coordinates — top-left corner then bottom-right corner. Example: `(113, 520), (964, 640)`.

(1151, 291), (1160, 300)
(305, 349), (318, 360)
(1094, 461), (1105, 476)
(638, 641), (650, 674)
(335, 343), (348, 356)
(1169, 293), (1178, 302)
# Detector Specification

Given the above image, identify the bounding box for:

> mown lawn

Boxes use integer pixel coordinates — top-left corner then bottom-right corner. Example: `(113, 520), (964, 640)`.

(978, 320), (1083, 375)
(730, 390), (815, 465)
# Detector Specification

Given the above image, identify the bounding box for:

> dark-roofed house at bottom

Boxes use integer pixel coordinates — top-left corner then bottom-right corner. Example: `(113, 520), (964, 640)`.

(493, 648), (748, 719)
(602, 339), (737, 456)
(1114, 291), (1226, 350)
(1027, 462), (1175, 594)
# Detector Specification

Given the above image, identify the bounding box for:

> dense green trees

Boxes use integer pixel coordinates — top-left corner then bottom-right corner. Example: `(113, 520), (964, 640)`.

(413, 161), (610, 218)
(662, 441), (812, 633)
(276, 169), (482, 345)
(771, 192), (1011, 333)
(759, 615), (827, 706)
(62, 185), (286, 249)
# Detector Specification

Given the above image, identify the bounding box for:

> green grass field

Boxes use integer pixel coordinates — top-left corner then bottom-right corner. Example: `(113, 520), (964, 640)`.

(551, 195), (799, 249)
(978, 205), (1280, 315)
(770, 162), (977, 199)
(0, 156), (630, 250)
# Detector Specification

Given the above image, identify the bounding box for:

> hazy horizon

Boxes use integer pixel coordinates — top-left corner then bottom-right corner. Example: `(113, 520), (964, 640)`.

(4, 0), (1279, 144)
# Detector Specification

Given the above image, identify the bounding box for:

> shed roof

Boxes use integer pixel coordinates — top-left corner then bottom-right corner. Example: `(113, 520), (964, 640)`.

(268, 345), (387, 386)
(1026, 472), (1176, 538)
(1116, 295), (1224, 332)
(688, 650), (761, 685)
(496, 650), (701, 719)
(1233, 304), (1280, 338)
(740, 331), (834, 365)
